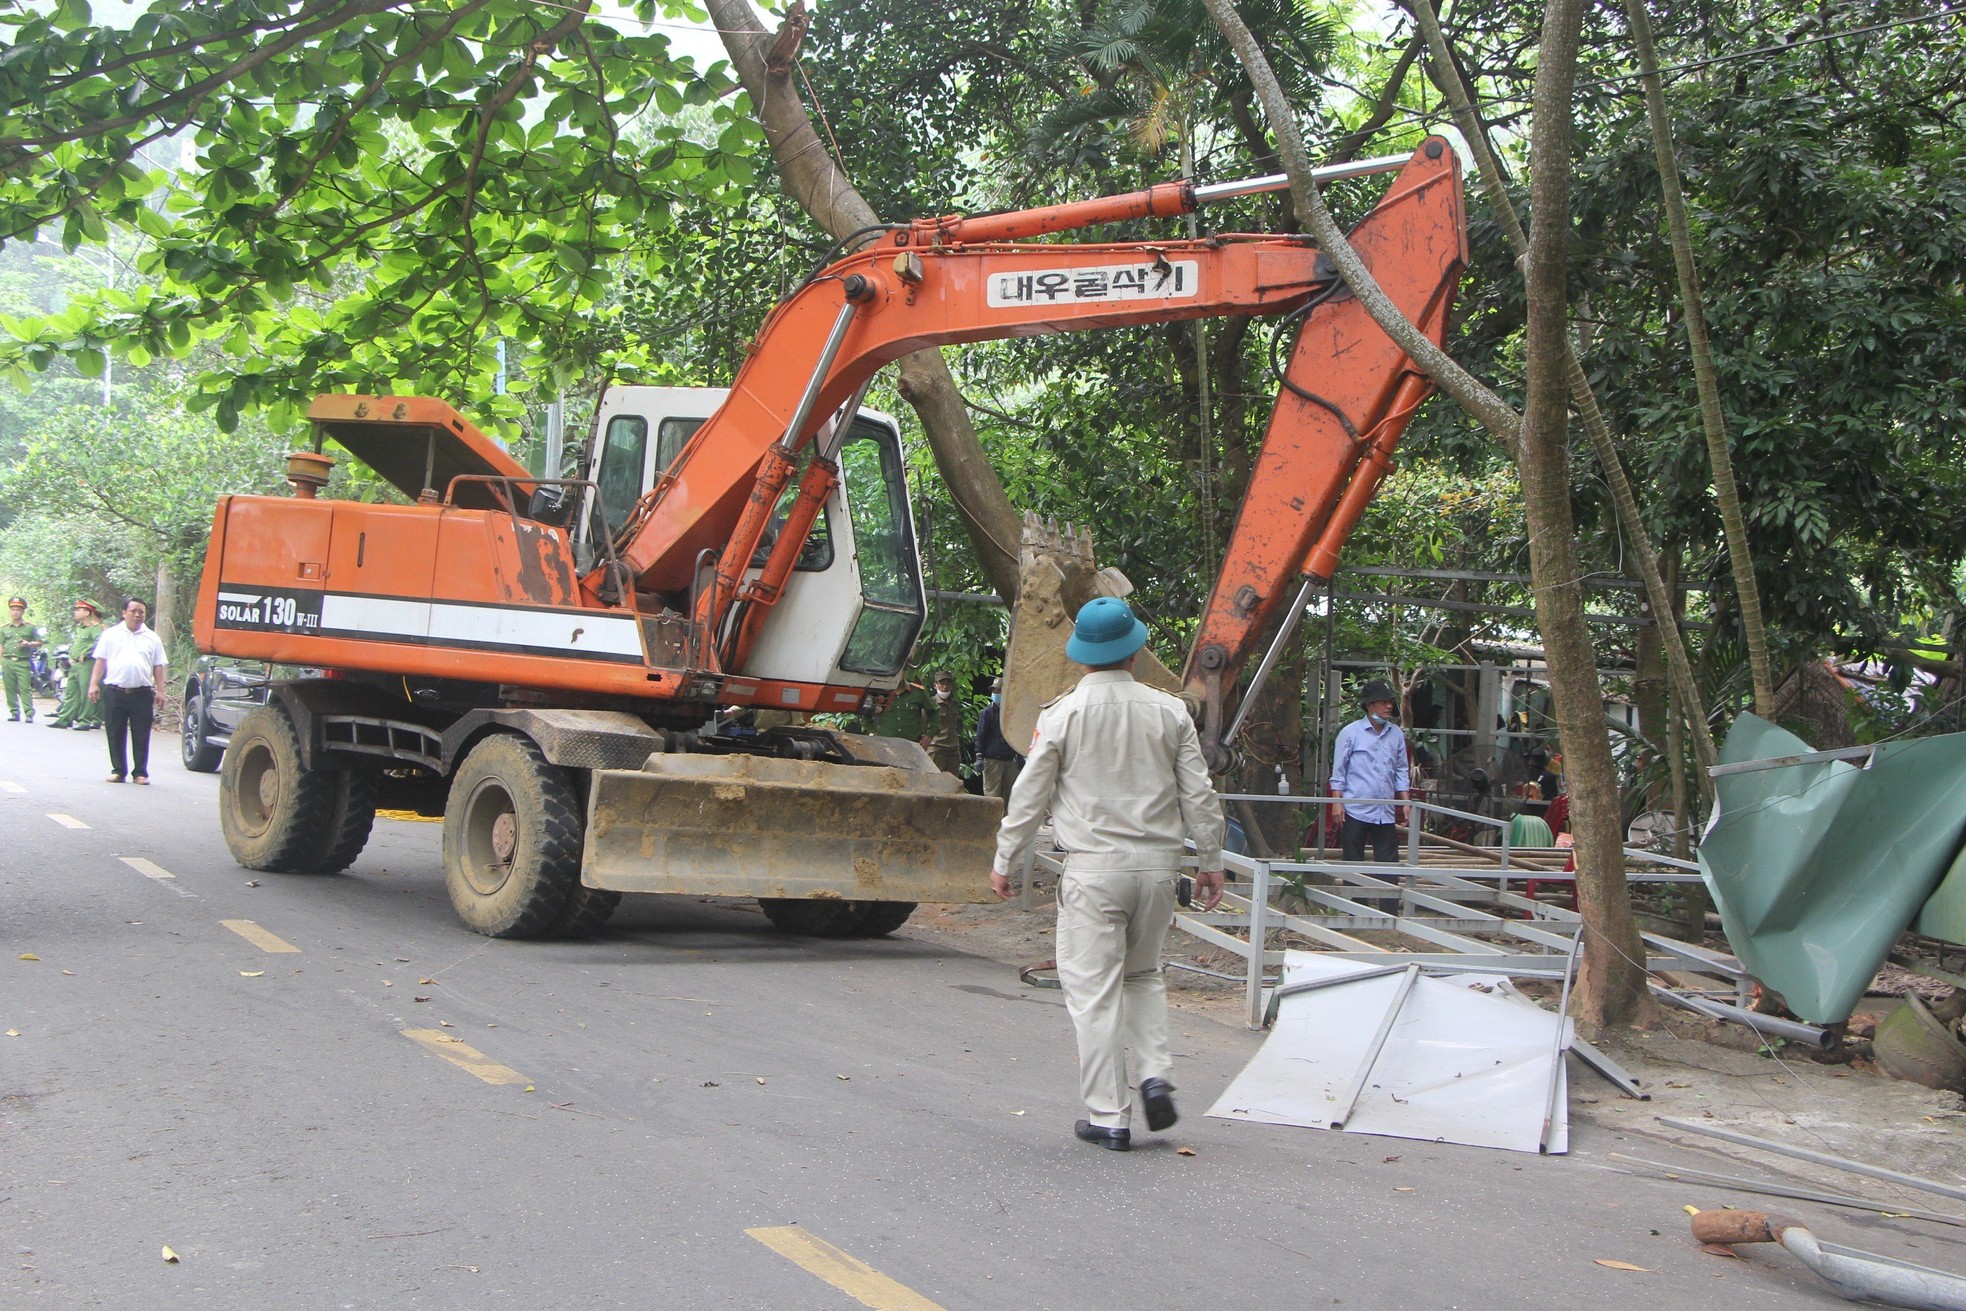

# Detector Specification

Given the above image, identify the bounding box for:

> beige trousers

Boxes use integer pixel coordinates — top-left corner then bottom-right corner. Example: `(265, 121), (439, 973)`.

(1055, 867), (1178, 1129)
(982, 756), (1022, 799)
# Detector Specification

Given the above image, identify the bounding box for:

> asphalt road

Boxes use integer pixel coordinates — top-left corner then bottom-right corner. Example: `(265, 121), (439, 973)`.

(0, 702), (1915, 1309)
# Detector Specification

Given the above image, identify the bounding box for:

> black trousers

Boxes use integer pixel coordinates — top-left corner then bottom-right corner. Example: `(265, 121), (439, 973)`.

(102, 685), (155, 778)
(1341, 815), (1400, 863)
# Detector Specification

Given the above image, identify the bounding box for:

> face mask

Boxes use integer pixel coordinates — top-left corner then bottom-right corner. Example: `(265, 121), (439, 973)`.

(991, 693), (1001, 703)
(934, 688), (950, 702)
(1367, 712), (1388, 728)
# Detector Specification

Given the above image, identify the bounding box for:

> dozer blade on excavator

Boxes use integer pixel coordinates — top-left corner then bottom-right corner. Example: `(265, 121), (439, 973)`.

(999, 512), (1182, 753)
(580, 736), (1002, 903)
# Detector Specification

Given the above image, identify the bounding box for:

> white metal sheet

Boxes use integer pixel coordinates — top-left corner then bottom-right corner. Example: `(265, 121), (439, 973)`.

(1207, 952), (1570, 1155)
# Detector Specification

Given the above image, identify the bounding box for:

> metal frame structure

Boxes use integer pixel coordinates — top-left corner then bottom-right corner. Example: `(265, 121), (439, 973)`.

(1022, 793), (1744, 1041)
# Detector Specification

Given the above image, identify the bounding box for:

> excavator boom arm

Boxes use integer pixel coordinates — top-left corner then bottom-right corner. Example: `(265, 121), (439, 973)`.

(618, 140), (1465, 761)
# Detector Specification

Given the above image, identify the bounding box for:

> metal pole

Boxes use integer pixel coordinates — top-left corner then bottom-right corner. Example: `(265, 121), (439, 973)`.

(1246, 860), (1271, 1030)
(1539, 927), (1582, 1153)
(1190, 152), (1412, 205)
(1649, 987), (1835, 1050)
(1330, 963), (1421, 1129)
(1656, 1118), (1966, 1202)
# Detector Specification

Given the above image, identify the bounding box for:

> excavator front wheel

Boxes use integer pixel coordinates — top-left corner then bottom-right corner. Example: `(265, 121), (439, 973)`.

(443, 733), (588, 939)
(220, 704), (334, 872)
(758, 898), (918, 938)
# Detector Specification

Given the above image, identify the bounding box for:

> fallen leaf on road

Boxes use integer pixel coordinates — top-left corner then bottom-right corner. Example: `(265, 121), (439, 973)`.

(1700, 1245), (1741, 1259)
(756, 1077), (766, 1085)
(396, 958), (410, 963)
(702, 1081), (720, 1088)
(19, 953), (38, 961)
(61, 969), (74, 976)
(438, 1020), (452, 1028)
(1177, 1147), (1197, 1157)
(1594, 1260), (1649, 1272)
(161, 1247), (179, 1263)
(1012, 1110), (1025, 1116)
(419, 978), (436, 985)
(524, 1085), (534, 1093)
(413, 996), (430, 1003)
(246, 880), (259, 888)
(239, 971), (263, 978)
(1382, 1155), (1402, 1163)
(381, 980), (393, 987)
(5, 1029), (19, 1037)
(1683, 1205), (1700, 1215)
(836, 1074), (850, 1081)
(1393, 1186), (1415, 1193)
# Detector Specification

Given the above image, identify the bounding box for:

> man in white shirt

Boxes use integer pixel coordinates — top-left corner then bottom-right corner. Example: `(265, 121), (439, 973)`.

(88, 598), (169, 784)
(992, 597), (1225, 1151)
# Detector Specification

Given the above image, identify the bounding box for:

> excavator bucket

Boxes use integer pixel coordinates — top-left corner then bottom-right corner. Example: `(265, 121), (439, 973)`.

(581, 738), (1002, 903)
(1000, 512), (1181, 752)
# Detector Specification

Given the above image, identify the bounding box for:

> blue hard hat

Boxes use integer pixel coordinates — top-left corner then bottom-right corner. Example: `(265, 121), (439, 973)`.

(1065, 596), (1149, 665)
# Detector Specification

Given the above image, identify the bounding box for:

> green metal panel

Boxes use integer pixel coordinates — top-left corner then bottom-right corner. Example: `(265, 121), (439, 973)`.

(1914, 843), (1966, 948)
(1698, 715), (1966, 1024)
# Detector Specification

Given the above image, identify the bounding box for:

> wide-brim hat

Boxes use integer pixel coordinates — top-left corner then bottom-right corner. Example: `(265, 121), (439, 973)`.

(1359, 677), (1398, 706)
(1065, 596), (1149, 665)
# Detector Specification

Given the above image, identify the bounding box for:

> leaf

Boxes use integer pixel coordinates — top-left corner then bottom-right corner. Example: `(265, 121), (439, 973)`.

(19, 953), (39, 961)
(836, 1074), (850, 1081)
(239, 970), (263, 977)
(1699, 1244), (1741, 1258)
(756, 1077), (766, 1085)
(1594, 1260), (1649, 1272)
(1393, 1186), (1415, 1192)
(1683, 1205), (1700, 1215)
(1176, 1146), (1196, 1156)
(161, 1246), (179, 1263)
(5, 1030), (19, 1037)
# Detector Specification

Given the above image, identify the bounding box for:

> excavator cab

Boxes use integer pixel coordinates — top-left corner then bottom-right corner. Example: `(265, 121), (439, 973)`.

(574, 385), (927, 685)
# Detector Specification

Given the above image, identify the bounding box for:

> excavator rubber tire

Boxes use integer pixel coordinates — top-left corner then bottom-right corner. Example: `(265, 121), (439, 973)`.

(219, 704), (336, 873)
(549, 882), (622, 939)
(853, 901), (918, 937)
(442, 733), (582, 939)
(758, 898), (918, 938)
(297, 769), (376, 875)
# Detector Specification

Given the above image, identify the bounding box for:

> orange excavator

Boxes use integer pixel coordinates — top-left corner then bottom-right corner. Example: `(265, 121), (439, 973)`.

(192, 138), (1466, 940)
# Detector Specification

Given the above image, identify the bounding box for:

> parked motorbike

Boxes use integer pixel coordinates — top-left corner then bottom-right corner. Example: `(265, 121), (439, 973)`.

(27, 628), (59, 696)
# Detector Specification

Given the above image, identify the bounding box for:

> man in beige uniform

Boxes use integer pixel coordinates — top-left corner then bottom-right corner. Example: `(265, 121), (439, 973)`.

(991, 597), (1225, 1151)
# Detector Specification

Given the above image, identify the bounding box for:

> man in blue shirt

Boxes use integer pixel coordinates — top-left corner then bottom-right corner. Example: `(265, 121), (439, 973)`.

(1328, 678), (1411, 863)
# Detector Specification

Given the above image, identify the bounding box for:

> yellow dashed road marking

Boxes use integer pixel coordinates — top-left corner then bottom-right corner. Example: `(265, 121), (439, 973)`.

(48, 813), (90, 830)
(401, 1029), (526, 1085)
(747, 1226), (948, 1311)
(120, 856), (174, 880)
(0, 780), (25, 793)
(220, 919), (299, 953)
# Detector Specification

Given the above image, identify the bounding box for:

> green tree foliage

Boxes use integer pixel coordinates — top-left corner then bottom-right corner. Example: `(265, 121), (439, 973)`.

(0, 0), (744, 430)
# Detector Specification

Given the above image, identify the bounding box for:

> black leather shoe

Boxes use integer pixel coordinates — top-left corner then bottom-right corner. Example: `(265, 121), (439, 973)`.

(1139, 1077), (1179, 1132)
(1074, 1120), (1131, 1151)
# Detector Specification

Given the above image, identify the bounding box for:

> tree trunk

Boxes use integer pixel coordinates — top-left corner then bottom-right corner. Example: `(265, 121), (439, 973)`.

(1516, 0), (1651, 1026)
(1624, 0), (1775, 718)
(152, 557), (177, 649)
(705, 0), (1022, 603)
(1405, 0), (1716, 798)
(1204, 0), (1651, 1022)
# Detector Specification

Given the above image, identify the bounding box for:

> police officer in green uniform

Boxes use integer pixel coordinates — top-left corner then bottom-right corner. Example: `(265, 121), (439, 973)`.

(3, 596), (41, 722)
(48, 599), (105, 729)
(926, 670), (963, 774)
(873, 672), (935, 743)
